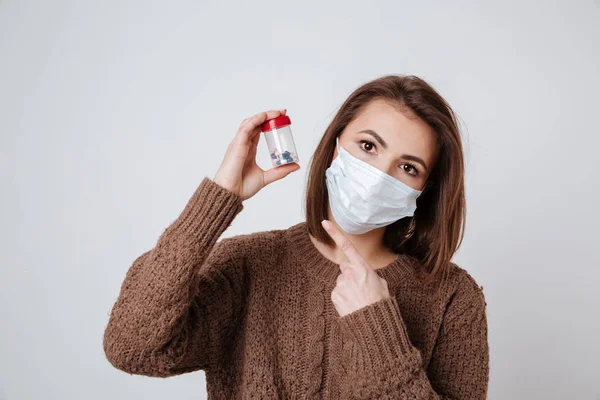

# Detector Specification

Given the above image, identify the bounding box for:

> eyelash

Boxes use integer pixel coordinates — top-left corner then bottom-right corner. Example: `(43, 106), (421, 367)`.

(358, 140), (419, 177)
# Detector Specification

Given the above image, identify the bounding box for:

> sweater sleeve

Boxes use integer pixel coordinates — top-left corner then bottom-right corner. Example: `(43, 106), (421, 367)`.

(337, 274), (489, 399)
(103, 177), (247, 377)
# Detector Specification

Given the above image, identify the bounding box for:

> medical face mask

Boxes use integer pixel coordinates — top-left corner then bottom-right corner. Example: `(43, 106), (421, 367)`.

(325, 137), (422, 234)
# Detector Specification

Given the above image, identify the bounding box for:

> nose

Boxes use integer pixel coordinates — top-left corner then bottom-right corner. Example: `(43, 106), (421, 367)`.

(371, 156), (397, 178)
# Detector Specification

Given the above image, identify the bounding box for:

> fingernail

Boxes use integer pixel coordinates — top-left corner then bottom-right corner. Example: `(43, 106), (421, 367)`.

(322, 220), (331, 230)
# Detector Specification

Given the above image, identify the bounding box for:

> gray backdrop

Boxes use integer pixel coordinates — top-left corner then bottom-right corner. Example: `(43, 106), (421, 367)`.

(1, 1), (599, 399)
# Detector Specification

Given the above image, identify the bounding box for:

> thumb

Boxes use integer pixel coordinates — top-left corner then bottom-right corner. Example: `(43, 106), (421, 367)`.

(263, 163), (301, 186)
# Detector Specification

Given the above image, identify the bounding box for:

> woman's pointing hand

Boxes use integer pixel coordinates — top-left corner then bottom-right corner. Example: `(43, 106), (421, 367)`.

(321, 219), (391, 317)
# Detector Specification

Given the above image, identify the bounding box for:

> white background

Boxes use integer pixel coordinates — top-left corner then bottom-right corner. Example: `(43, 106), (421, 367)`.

(1, 1), (599, 399)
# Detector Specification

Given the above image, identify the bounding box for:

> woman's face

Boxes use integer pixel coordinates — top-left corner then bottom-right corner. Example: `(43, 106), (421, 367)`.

(334, 99), (439, 191)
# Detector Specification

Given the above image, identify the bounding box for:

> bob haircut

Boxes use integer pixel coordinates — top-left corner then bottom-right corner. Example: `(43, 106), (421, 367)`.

(304, 74), (466, 286)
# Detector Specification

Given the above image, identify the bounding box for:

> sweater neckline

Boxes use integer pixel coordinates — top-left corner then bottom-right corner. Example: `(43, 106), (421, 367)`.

(288, 221), (415, 288)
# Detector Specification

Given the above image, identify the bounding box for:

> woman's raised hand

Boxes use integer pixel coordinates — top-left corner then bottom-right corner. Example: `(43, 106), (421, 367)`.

(213, 109), (301, 201)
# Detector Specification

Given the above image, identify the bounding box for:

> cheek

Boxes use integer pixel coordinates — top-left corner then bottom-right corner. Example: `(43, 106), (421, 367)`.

(396, 174), (424, 191)
(346, 146), (365, 160)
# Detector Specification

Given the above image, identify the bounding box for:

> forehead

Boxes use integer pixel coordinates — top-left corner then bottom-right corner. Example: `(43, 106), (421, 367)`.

(347, 99), (438, 159)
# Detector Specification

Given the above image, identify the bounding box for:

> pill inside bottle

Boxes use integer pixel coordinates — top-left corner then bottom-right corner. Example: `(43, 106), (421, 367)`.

(260, 114), (300, 168)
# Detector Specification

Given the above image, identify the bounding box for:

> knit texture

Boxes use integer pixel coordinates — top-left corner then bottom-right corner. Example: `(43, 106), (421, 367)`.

(103, 177), (490, 399)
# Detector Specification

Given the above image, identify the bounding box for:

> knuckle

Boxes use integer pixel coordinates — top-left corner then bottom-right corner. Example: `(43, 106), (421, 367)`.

(248, 113), (262, 124)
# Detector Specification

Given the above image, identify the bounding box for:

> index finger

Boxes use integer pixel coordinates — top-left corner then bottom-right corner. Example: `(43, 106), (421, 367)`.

(321, 220), (368, 267)
(239, 109), (286, 135)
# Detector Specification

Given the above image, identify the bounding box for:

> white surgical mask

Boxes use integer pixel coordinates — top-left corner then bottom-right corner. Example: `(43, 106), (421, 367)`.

(325, 137), (422, 234)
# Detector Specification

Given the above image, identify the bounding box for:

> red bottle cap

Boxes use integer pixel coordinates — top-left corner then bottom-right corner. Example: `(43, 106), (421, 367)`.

(260, 115), (291, 132)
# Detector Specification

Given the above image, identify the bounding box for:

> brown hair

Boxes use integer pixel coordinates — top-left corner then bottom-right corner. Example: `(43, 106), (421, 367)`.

(304, 74), (466, 286)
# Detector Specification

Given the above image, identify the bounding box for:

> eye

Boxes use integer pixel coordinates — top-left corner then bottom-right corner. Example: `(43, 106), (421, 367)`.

(359, 140), (377, 154)
(400, 163), (419, 177)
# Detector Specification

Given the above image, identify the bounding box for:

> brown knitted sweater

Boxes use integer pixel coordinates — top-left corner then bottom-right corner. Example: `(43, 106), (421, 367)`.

(103, 177), (489, 399)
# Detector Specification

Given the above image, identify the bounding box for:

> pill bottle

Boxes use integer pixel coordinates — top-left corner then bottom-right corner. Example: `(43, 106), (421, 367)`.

(260, 115), (300, 168)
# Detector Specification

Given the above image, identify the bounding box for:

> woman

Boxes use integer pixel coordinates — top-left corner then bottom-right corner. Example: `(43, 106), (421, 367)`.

(103, 75), (489, 399)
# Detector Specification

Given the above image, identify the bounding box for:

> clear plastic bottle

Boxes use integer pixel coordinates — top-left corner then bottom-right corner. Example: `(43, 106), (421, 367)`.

(260, 115), (300, 168)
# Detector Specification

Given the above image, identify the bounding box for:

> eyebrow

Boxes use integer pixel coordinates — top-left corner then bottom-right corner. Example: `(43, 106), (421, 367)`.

(356, 129), (429, 172)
